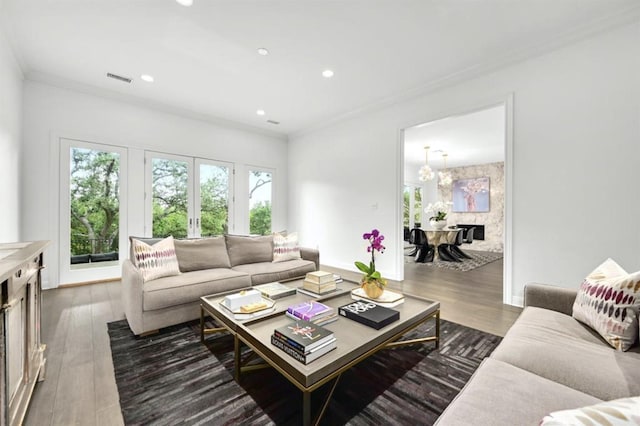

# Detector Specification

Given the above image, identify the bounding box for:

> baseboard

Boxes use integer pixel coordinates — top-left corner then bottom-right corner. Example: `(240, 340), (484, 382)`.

(58, 277), (121, 288)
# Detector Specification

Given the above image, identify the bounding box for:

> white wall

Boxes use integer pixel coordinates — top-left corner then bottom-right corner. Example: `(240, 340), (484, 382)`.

(22, 81), (288, 288)
(289, 20), (640, 305)
(0, 24), (23, 242)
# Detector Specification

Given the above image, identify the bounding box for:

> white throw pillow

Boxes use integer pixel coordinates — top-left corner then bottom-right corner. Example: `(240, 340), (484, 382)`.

(272, 232), (301, 263)
(572, 258), (640, 351)
(131, 236), (181, 282)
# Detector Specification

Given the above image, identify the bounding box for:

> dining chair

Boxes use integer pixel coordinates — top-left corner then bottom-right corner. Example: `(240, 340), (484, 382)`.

(406, 228), (424, 257)
(450, 229), (472, 259)
(415, 230), (435, 263)
(463, 227), (475, 244)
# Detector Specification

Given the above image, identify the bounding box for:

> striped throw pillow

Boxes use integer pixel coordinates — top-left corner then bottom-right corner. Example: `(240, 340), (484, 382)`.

(572, 258), (640, 351)
(131, 236), (181, 282)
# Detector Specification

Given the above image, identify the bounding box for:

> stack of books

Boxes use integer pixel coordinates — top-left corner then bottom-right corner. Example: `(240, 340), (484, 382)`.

(298, 271), (338, 297)
(286, 300), (338, 326)
(271, 319), (337, 364)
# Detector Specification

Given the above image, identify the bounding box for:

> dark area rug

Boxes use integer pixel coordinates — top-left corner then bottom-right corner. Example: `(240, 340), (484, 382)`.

(404, 249), (503, 272)
(108, 318), (501, 425)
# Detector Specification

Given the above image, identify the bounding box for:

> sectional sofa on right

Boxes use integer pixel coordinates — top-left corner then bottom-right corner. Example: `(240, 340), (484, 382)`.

(435, 282), (640, 425)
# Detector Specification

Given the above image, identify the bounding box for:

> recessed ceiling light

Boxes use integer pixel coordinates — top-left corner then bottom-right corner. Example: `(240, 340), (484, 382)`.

(322, 69), (334, 78)
(257, 48), (269, 56)
(256, 109), (265, 116)
(176, 0), (193, 6)
(140, 74), (154, 83)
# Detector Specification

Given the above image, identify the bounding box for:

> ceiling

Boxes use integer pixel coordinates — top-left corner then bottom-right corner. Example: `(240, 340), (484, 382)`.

(2, 0), (639, 135)
(404, 104), (505, 171)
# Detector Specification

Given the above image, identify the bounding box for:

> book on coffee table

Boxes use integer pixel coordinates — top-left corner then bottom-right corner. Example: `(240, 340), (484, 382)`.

(271, 334), (336, 364)
(285, 310), (339, 326)
(338, 301), (400, 330)
(296, 286), (342, 299)
(253, 282), (296, 299)
(286, 301), (334, 322)
(273, 319), (335, 353)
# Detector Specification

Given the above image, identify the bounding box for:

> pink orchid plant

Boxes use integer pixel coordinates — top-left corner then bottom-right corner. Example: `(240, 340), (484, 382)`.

(355, 229), (387, 288)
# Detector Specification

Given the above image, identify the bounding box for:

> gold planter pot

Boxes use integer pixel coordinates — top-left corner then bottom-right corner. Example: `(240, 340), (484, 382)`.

(361, 279), (384, 299)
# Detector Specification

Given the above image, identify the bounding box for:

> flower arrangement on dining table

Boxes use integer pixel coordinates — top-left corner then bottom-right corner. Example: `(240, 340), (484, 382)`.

(425, 201), (449, 222)
(355, 229), (387, 298)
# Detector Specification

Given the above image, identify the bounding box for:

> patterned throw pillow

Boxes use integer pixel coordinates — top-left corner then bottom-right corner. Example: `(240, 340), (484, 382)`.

(572, 258), (640, 351)
(131, 236), (181, 282)
(272, 232), (301, 263)
(540, 396), (640, 425)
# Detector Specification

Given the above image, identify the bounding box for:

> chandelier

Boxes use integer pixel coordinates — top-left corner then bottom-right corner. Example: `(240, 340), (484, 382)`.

(438, 152), (452, 186)
(418, 146), (435, 181)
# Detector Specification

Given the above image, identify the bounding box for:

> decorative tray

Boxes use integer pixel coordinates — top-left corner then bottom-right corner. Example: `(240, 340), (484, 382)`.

(219, 297), (276, 320)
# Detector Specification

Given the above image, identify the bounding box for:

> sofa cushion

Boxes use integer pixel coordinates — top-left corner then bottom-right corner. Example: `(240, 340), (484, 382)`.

(131, 236), (181, 282)
(435, 358), (601, 426)
(173, 237), (231, 272)
(272, 232), (301, 263)
(540, 396), (640, 425)
(143, 268), (251, 311)
(232, 259), (316, 285)
(491, 307), (640, 400)
(225, 235), (273, 266)
(572, 258), (640, 351)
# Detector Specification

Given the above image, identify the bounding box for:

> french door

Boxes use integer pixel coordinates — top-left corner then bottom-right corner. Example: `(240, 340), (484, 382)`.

(59, 139), (128, 284)
(145, 152), (234, 238)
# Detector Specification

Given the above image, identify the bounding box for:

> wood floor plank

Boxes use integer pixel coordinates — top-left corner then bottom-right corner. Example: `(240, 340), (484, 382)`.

(52, 348), (96, 426)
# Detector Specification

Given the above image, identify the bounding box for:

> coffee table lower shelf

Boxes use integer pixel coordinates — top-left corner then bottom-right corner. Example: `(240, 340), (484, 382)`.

(200, 303), (440, 426)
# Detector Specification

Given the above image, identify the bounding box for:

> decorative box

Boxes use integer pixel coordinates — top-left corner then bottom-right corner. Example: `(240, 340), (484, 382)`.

(223, 289), (262, 310)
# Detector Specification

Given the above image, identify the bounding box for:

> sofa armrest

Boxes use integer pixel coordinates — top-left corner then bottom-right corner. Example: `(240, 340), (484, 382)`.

(122, 259), (145, 335)
(524, 283), (578, 316)
(300, 247), (319, 270)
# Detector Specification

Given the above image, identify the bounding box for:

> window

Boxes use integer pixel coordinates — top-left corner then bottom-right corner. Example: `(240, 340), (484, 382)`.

(403, 184), (423, 229)
(198, 162), (231, 236)
(146, 153), (233, 238)
(60, 139), (127, 284)
(151, 156), (190, 238)
(248, 169), (272, 235)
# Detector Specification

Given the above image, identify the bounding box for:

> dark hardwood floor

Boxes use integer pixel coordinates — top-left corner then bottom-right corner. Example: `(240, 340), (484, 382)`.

(25, 256), (521, 425)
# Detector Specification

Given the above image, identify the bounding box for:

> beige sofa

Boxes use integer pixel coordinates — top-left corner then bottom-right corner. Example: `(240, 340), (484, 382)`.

(122, 234), (319, 335)
(435, 283), (640, 425)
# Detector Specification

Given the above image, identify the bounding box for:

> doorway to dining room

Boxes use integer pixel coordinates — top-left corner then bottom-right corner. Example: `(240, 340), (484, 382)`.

(401, 100), (511, 303)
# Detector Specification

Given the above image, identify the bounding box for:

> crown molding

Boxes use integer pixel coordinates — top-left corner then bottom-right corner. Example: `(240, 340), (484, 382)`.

(290, 5), (640, 139)
(25, 71), (289, 142)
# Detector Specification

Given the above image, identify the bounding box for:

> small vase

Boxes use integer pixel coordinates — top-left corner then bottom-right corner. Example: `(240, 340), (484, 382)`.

(361, 279), (384, 299)
(430, 219), (447, 230)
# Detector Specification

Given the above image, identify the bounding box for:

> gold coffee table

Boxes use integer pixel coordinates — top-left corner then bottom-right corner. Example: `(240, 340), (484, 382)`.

(200, 279), (440, 426)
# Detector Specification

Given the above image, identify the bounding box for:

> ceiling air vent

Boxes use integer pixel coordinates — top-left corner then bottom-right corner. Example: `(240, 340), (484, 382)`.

(267, 120), (280, 125)
(106, 72), (132, 83)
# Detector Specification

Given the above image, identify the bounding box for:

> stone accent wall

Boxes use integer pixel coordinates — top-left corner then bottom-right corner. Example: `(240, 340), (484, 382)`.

(438, 162), (504, 252)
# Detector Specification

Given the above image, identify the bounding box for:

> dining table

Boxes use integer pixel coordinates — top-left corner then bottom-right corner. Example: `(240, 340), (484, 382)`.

(425, 228), (463, 261)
